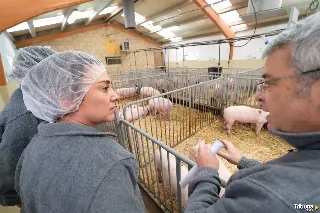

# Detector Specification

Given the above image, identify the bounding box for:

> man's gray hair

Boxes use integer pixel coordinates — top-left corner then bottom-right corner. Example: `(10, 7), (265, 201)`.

(262, 11), (320, 97)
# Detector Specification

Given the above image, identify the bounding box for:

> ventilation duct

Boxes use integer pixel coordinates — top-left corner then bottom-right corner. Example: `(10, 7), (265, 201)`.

(122, 0), (136, 29)
(240, 0), (287, 22)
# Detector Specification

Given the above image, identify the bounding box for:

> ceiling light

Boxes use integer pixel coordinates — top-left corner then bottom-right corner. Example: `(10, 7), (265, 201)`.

(33, 15), (64, 27)
(7, 22), (29, 32)
(220, 10), (242, 24)
(67, 10), (94, 24)
(206, 0), (232, 12)
(231, 24), (247, 31)
(121, 12), (146, 23)
(99, 6), (119, 15)
(170, 37), (182, 42)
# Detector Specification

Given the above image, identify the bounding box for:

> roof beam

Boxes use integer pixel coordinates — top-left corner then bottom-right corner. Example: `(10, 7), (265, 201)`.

(161, 14), (207, 28)
(61, 6), (78, 31)
(218, 1), (248, 14)
(138, 0), (193, 25)
(0, 0), (93, 33)
(15, 22), (161, 48)
(27, 20), (36, 37)
(85, 0), (113, 25)
(193, 0), (235, 59)
(192, 0), (235, 38)
(4, 31), (15, 41)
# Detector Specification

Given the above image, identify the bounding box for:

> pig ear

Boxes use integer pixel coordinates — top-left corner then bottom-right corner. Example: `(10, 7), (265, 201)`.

(258, 110), (262, 114)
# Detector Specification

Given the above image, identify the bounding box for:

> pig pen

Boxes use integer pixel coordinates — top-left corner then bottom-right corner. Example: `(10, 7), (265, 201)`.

(98, 67), (291, 213)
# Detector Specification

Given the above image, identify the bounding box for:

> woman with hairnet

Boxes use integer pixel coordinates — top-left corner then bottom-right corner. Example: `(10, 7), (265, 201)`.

(0, 46), (56, 207)
(15, 51), (145, 213)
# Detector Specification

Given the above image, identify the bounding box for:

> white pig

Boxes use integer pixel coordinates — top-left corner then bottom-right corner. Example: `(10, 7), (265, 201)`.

(189, 143), (232, 198)
(140, 87), (161, 98)
(155, 149), (189, 207)
(119, 106), (149, 122)
(148, 97), (173, 120)
(223, 105), (269, 134)
(115, 87), (137, 99)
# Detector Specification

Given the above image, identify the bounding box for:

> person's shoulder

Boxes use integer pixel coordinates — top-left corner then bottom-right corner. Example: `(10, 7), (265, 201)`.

(87, 136), (135, 164)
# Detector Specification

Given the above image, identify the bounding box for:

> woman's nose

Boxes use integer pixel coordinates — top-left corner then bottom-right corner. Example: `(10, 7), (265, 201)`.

(110, 89), (119, 102)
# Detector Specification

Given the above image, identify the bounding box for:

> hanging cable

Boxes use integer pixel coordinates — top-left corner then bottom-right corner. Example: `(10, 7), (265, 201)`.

(305, 0), (319, 17)
(228, 42), (232, 68)
(218, 43), (221, 66)
(176, 48), (178, 67)
(182, 47), (185, 67)
(233, 0), (257, 47)
(145, 51), (148, 68)
(134, 52), (137, 68)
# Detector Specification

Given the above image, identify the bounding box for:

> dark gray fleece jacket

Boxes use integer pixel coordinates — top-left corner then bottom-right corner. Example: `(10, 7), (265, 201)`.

(184, 130), (320, 213)
(0, 88), (42, 206)
(15, 122), (145, 213)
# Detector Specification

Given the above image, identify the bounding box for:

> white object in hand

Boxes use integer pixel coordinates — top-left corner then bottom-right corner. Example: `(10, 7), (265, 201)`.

(179, 140), (224, 187)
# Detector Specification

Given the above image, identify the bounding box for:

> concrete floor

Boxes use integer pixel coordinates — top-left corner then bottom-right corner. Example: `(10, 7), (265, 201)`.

(140, 186), (163, 213)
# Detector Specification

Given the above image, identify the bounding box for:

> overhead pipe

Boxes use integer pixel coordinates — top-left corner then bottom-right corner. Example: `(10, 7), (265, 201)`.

(122, 0), (136, 29)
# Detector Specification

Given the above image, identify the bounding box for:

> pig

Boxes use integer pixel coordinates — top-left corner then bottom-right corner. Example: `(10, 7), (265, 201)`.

(119, 106), (149, 122)
(156, 79), (166, 91)
(189, 142), (232, 198)
(148, 97), (173, 120)
(155, 149), (189, 207)
(140, 87), (161, 98)
(223, 105), (269, 134)
(115, 87), (137, 99)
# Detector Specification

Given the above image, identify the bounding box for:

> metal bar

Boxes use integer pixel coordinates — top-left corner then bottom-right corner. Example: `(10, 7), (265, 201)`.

(176, 158), (182, 213)
(167, 151), (174, 213)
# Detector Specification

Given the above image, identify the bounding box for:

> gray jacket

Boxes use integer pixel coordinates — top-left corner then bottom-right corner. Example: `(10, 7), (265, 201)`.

(15, 122), (145, 213)
(0, 88), (42, 206)
(184, 130), (320, 213)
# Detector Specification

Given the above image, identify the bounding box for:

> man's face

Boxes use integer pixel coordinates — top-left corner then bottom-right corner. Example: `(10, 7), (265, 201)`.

(256, 46), (320, 133)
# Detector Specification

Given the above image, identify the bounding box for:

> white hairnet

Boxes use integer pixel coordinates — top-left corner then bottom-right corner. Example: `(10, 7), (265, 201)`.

(9, 46), (57, 83)
(21, 51), (106, 123)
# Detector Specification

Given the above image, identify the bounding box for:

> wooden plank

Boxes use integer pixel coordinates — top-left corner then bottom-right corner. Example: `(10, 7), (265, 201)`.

(15, 23), (108, 48)
(193, 0), (235, 39)
(0, 54), (7, 86)
(0, 0), (93, 32)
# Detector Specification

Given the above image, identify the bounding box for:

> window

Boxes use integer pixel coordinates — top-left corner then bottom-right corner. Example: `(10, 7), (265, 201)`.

(106, 57), (122, 65)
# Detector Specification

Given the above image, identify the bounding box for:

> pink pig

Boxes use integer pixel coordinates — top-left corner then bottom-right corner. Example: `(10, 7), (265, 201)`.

(223, 105), (269, 134)
(155, 149), (189, 207)
(119, 106), (149, 122)
(140, 87), (161, 98)
(115, 87), (137, 99)
(148, 97), (173, 120)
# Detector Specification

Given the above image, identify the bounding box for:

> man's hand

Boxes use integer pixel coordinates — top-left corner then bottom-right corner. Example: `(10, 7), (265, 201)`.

(196, 141), (219, 170)
(217, 140), (242, 165)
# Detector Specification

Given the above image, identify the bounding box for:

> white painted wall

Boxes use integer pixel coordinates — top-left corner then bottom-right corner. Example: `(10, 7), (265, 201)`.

(164, 23), (288, 62)
(0, 32), (17, 79)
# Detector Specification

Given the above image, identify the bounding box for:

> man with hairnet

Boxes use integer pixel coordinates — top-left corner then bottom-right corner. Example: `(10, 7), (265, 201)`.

(0, 46), (56, 206)
(15, 51), (145, 213)
(183, 11), (320, 213)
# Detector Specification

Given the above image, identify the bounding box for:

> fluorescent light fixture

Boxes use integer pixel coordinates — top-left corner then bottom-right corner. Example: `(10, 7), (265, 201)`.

(33, 15), (64, 27)
(99, 6), (119, 15)
(165, 26), (179, 31)
(7, 22), (29, 32)
(121, 12), (145, 23)
(220, 10), (242, 24)
(206, 0), (232, 12)
(170, 37), (182, 42)
(67, 10), (94, 24)
(231, 24), (247, 31)
(157, 30), (175, 39)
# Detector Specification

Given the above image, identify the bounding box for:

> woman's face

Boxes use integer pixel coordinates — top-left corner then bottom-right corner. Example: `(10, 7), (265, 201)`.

(75, 71), (119, 126)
